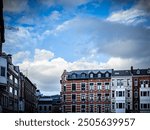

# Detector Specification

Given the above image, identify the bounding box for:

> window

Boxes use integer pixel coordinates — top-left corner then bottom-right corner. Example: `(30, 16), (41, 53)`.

(44, 106), (47, 111)
(127, 102), (130, 110)
(117, 79), (123, 87)
(72, 83), (76, 91)
(105, 93), (109, 101)
(134, 79), (138, 86)
(145, 80), (149, 88)
(72, 74), (76, 78)
(116, 103), (125, 109)
(72, 94), (76, 102)
(81, 73), (86, 78)
(72, 105), (76, 112)
(141, 103), (150, 109)
(141, 91), (149, 97)
(105, 104), (110, 112)
(14, 78), (18, 84)
(112, 102), (115, 110)
(112, 79), (114, 86)
(81, 105), (86, 112)
(63, 85), (66, 92)
(134, 91), (138, 98)
(127, 90), (130, 97)
(127, 79), (130, 86)
(81, 83), (86, 91)
(105, 73), (109, 77)
(81, 94), (86, 102)
(39, 106), (42, 111)
(97, 94), (101, 101)
(105, 82), (110, 89)
(98, 73), (101, 78)
(97, 82), (102, 90)
(116, 91), (125, 97)
(9, 75), (13, 80)
(89, 83), (94, 90)
(63, 95), (66, 102)
(49, 106), (52, 111)
(90, 105), (94, 112)
(90, 73), (94, 78)
(0, 67), (5, 77)
(89, 94), (94, 101)
(112, 90), (115, 98)
(14, 90), (18, 96)
(97, 105), (101, 113)
(9, 87), (13, 93)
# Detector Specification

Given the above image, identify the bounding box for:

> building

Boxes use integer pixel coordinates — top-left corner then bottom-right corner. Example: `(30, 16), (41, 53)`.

(60, 67), (150, 113)
(0, 53), (20, 112)
(60, 69), (112, 113)
(132, 67), (150, 113)
(111, 70), (133, 113)
(0, 53), (38, 113)
(37, 94), (61, 113)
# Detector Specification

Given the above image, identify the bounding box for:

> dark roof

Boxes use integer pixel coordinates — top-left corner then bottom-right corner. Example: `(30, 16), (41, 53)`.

(132, 69), (150, 76)
(112, 70), (132, 76)
(67, 69), (113, 80)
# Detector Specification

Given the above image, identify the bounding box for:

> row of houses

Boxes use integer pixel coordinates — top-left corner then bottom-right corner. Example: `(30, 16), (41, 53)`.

(60, 67), (150, 113)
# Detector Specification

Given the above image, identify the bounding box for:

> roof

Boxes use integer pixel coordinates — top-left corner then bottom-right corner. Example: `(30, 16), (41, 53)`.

(132, 69), (150, 76)
(67, 69), (113, 80)
(112, 70), (132, 76)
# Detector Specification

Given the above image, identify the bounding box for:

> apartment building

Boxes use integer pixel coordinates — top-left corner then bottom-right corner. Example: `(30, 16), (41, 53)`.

(132, 67), (150, 113)
(111, 70), (132, 113)
(0, 53), (38, 113)
(0, 53), (20, 112)
(60, 69), (112, 113)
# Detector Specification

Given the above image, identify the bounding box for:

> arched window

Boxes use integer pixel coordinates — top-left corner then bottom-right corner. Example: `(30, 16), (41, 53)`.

(97, 73), (101, 78)
(105, 73), (109, 77)
(90, 73), (94, 78)
(72, 74), (77, 78)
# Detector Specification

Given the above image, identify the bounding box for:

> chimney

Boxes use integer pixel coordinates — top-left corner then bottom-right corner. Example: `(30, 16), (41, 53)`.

(7, 54), (12, 64)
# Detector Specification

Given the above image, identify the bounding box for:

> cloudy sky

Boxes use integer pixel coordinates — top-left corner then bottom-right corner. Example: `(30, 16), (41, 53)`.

(3, 0), (150, 95)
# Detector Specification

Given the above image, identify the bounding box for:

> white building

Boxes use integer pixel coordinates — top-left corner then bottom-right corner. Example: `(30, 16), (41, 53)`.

(111, 70), (132, 113)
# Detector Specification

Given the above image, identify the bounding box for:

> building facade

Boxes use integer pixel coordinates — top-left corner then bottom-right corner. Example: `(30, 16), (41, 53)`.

(61, 68), (150, 113)
(60, 70), (112, 113)
(0, 53), (38, 113)
(0, 53), (20, 112)
(111, 70), (132, 113)
(37, 94), (61, 113)
(132, 68), (150, 113)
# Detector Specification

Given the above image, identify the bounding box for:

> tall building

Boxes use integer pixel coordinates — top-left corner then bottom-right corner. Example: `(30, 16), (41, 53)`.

(0, 53), (20, 112)
(0, 53), (38, 113)
(60, 69), (112, 113)
(111, 70), (132, 113)
(132, 67), (150, 113)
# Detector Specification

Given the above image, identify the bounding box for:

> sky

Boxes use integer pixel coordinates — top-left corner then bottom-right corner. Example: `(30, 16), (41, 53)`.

(2, 0), (150, 95)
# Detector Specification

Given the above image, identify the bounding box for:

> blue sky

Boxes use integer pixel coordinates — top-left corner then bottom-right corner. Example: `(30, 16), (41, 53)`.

(3, 0), (150, 95)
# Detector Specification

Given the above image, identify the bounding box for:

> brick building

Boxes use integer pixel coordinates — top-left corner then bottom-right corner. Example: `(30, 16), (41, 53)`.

(60, 67), (150, 113)
(60, 69), (112, 113)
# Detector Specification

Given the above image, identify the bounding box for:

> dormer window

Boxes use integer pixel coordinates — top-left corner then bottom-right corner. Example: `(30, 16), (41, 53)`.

(98, 73), (101, 78)
(105, 73), (109, 77)
(136, 69), (140, 74)
(72, 74), (77, 78)
(81, 73), (86, 78)
(147, 69), (150, 74)
(90, 73), (94, 78)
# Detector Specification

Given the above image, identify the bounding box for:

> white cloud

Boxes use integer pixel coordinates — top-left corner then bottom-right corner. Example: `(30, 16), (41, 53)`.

(107, 8), (146, 25)
(12, 51), (30, 64)
(3, 0), (28, 13)
(34, 49), (54, 61)
(16, 48), (147, 95)
(39, 0), (89, 9)
(48, 11), (61, 21)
